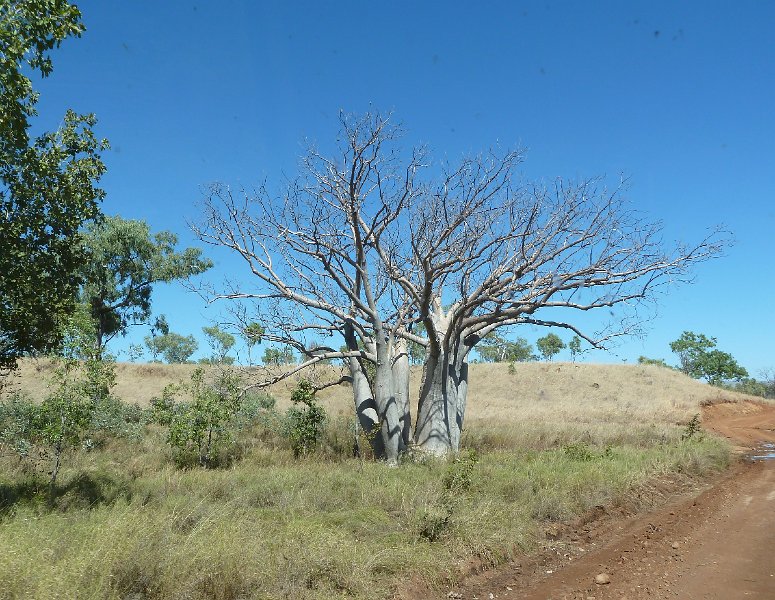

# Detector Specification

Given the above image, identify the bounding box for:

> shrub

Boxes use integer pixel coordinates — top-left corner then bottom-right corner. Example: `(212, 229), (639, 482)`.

(163, 368), (243, 468)
(285, 379), (326, 457)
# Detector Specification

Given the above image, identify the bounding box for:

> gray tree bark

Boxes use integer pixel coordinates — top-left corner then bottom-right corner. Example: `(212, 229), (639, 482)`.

(414, 341), (470, 456)
(413, 301), (472, 456)
(345, 325), (410, 463)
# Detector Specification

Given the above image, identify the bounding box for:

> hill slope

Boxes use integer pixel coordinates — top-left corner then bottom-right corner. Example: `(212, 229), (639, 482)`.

(6, 359), (756, 435)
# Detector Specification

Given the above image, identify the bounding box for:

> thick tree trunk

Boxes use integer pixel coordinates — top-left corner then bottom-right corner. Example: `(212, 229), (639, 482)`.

(345, 328), (410, 463)
(373, 327), (407, 464)
(392, 338), (412, 447)
(414, 338), (470, 456)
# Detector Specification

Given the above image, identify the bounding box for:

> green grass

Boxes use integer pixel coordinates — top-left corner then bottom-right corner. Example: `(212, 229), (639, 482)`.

(0, 422), (729, 600)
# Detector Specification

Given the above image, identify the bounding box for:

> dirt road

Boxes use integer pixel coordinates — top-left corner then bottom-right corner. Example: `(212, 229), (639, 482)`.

(448, 400), (775, 600)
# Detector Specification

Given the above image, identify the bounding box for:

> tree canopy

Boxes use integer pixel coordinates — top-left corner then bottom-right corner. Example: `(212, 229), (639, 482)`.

(1, 1), (107, 368)
(194, 112), (725, 459)
(669, 331), (747, 386)
(145, 332), (198, 364)
(476, 332), (534, 363)
(536, 333), (565, 361)
(79, 215), (212, 355)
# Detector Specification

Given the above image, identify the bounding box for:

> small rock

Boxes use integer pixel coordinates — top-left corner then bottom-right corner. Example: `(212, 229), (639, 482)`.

(447, 593), (462, 599)
(671, 542), (680, 549)
(595, 573), (611, 585)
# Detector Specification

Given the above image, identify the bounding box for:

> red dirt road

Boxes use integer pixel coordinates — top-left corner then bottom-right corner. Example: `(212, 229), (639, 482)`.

(444, 401), (775, 600)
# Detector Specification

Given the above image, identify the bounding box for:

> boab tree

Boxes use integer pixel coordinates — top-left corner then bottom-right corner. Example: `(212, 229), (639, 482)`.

(193, 112), (724, 460)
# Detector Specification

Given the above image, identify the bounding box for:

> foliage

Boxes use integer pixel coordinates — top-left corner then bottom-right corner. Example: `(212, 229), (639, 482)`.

(562, 442), (594, 461)
(442, 449), (478, 494)
(638, 356), (671, 368)
(698, 349), (748, 386)
(727, 377), (769, 398)
(536, 333), (565, 361)
(568, 336), (582, 361)
(201, 325), (235, 365)
(0, 392), (39, 458)
(285, 379), (326, 457)
(79, 215), (212, 353)
(0, 356), (115, 491)
(262, 345), (295, 367)
(681, 414), (702, 440)
(477, 332), (534, 363)
(145, 332), (198, 364)
(669, 331), (716, 377)
(242, 321), (265, 364)
(159, 368), (243, 468)
(669, 331), (747, 386)
(0, 1), (108, 368)
(233, 391), (277, 429)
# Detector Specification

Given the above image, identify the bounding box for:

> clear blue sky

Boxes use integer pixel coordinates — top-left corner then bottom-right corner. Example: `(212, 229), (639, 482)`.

(32, 1), (774, 373)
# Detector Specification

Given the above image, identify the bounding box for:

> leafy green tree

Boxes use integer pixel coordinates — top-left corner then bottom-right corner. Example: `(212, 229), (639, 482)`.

(201, 325), (236, 365)
(285, 379), (326, 457)
(242, 322), (264, 365)
(1, 1), (108, 369)
(669, 331), (716, 377)
(536, 333), (565, 361)
(145, 332), (198, 364)
(38, 358), (100, 491)
(568, 336), (582, 362)
(477, 332), (534, 363)
(669, 331), (747, 386)
(79, 216), (212, 355)
(163, 368), (242, 467)
(696, 349), (747, 386)
(0, 352), (116, 494)
(262, 345), (295, 367)
(731, 377), (769, 398)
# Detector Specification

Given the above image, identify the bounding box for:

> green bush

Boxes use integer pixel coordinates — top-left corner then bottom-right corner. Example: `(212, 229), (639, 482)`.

(562, 442), (594, 461)
(285, 379), (326, 458)
(161, 368), (243, 468)
(442, 449), (478, 494)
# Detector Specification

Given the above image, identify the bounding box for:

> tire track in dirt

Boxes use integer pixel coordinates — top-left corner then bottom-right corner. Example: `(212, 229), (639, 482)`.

(431, 400), (775, 600)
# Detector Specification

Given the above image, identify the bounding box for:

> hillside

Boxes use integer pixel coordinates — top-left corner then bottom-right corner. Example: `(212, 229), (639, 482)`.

(6, 359), (756, 433)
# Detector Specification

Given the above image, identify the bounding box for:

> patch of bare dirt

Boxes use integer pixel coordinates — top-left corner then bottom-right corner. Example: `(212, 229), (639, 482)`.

(406, 400), (775, 600)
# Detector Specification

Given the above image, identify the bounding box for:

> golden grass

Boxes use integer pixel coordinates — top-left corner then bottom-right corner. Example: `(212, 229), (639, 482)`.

(9, 358), (758, 422)
(0, 359), (745, 599)
(0, 433), (729, 600)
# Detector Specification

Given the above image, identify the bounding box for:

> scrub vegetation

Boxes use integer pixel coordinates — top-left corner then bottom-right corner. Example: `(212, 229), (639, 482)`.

(0, 361), (744, 600)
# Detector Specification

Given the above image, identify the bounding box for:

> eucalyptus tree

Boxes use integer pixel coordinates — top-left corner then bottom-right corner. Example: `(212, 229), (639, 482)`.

(145, 332), (198, 363)
(476, 332), (534, 363)
(79, 215), (212, 356)
(0, 1), (107, 369)
(536, 333), (565, 361)
(194, 112), (724, 459)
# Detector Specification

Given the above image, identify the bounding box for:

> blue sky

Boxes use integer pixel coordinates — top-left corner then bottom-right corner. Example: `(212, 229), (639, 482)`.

(32, 1), (774, 373)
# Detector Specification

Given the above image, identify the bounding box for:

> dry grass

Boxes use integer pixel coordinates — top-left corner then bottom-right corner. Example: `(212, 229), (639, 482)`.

(0, 359), (746, 599)
(9, 358), (757, 421)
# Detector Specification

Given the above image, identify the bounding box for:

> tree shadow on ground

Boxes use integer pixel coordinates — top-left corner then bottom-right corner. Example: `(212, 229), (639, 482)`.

(0, 471), (132, 514)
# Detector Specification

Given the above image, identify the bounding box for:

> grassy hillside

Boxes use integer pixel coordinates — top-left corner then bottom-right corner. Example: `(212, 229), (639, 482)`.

(7, 358), (755, 436)
(0, 359), (753, 599)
